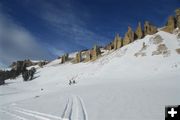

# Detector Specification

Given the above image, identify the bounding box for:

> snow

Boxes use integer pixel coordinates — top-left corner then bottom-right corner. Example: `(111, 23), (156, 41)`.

(0, 31), (180, 120)
(27, 65), (40, 70)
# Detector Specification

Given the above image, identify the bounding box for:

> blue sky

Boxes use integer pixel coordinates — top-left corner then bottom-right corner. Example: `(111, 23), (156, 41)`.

(0, 0), (179, 67)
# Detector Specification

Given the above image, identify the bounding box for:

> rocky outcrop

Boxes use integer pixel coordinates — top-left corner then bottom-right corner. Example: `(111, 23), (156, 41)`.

(113, 33), (122, 50)
(10, 60), (48, 69)
(123, 26), (135, 45)
(162, 16), (175, 33)
(84, 50), (91, 62)
(162, 8), (180, 33)
(12, 61), (27, 73)
(152, 44), (170, 57)
(38, 61), (48, 67)
(150, 34), (163, 45)
(135, 22), (143, 39)
(105, 42), (113, 50)
(175, 8), (180, 29)
(134, 42), (147, 57)
(144, 21), (157, 35)
(61, 53), (69, 63)
(91, 45), (101, 60)
(75, 52), (82, 63)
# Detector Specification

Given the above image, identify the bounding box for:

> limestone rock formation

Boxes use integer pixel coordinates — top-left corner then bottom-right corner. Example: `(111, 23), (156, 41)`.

(105, 42), (113, 50)
(61, 53), (69, 63)
(162, 16), (175, 33)
(123, 35), (130, 46)
(38, 61), (48, 67)
(175, 8), (180, 28)
(135, 22), (143, 39)
(144, 21), (157, 35)
(113, 33), (122, 50)
(84, 50), (91, 62)
(123, 26), (134, 45)
(75, 52), (82, 63)
(92, 45), (101, 60)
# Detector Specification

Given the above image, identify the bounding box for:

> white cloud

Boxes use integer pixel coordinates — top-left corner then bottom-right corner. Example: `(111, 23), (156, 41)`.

(0, 7), (53, 67)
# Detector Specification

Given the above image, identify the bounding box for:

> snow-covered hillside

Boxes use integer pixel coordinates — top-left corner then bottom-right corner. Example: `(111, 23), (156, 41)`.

(0, 31), (180, 120)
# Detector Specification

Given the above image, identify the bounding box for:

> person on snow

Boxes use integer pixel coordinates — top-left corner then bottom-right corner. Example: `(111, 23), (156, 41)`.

(69, 80), (72, 85)
(73, 80), (76, 84)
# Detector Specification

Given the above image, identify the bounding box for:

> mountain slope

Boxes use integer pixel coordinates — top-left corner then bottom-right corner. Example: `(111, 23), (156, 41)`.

(0, 31), (180, 120)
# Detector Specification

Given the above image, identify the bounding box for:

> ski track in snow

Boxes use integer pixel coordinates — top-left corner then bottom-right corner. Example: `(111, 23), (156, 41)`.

(61, 95), (88, 120)
(14, 110), (52, 120)
(0, 109), (29, 120)
(0, 95), (87, 120)
(15, 106), (61, 120)
(61, 97), (73, 119)
(0, 106), (62, 120)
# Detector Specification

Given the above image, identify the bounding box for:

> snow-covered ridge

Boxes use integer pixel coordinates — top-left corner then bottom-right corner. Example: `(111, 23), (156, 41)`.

(0, 31), (180, 120)
(47, 31), (180, 67)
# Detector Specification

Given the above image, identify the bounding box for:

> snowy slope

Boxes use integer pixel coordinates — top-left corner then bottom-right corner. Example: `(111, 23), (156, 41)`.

(0, 31), (180, 120)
